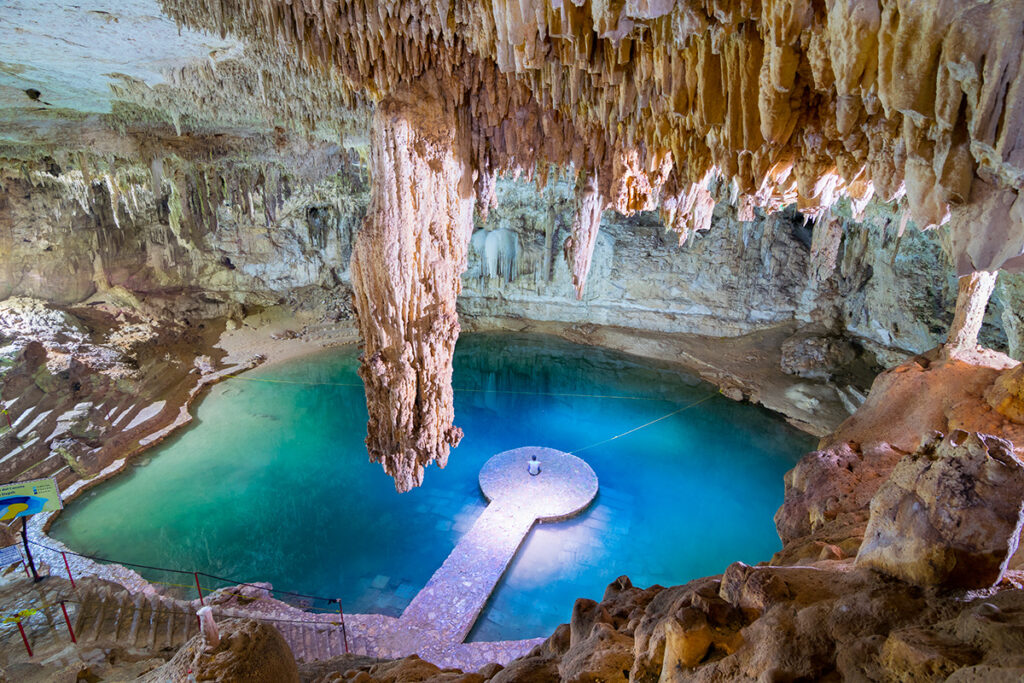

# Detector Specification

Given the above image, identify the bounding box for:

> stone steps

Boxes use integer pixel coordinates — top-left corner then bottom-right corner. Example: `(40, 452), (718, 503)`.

(65, 582), (346, 662)
(70, 584), (198, 653)
(214, 605), (347, 662)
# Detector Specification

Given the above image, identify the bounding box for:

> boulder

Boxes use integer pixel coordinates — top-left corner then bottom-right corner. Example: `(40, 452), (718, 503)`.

(775, 441), (906, 544)
(140, 618), (299, 683)
(880, 628), (980, 681)
(719, 563), (792, 618)
(557, 622), (633, 683)
(986, 363), (1024, 423)
(856, 431), (1024, 588)
(660, 610), (714, 672)
(489, 656), (560, 683)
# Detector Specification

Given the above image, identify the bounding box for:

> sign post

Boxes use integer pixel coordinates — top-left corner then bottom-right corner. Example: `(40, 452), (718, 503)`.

(0, 478), (64, 583)
(21, 518), (38, 582)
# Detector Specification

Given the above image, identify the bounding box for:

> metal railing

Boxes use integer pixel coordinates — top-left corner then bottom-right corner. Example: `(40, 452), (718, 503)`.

(2, 539), (352, 658)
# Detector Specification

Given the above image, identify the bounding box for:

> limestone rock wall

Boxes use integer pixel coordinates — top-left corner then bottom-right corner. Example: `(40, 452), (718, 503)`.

(0, 152), (366, 319)
(1, 160), (1019, 371)
(1, 165), (1019, 375)
(460, 179), (1013, 370)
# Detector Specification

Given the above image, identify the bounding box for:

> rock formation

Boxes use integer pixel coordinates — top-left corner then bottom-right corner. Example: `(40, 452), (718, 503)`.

(158, 0), (1024, 270)
(564, 171), (606, 300)
(947, 271), (1000, 355)
(856, 430), (1024, 589)
(350, 78), (475, 491)
(0, 297), (240, 489)
(774, 440), (906, 558)
(142, 618), (299, 682)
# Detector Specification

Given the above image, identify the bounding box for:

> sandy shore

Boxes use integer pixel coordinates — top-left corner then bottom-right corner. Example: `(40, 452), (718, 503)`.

(215, 306), (361, 369)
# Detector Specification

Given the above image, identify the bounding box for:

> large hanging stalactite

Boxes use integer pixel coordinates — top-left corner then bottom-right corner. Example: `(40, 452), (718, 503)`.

(349, 76), (476, 492)
(563, 171), (606, 300)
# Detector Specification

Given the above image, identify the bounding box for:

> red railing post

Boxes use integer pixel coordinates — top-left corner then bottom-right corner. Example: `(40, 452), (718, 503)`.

(61, 552), (75, 588)
(60, 601), (76, 643)
(16, 619), (32, 657)
(338, 599), (349, 654)
(20, 560), (30, 579)
(194, 572), (204, 605)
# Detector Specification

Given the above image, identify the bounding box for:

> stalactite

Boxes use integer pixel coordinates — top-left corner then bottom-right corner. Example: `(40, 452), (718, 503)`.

(159, 0), (1024, 274)
(563, 170), (605, 300)
(349, 76), (475, 492)
(543, 202), (557, 283)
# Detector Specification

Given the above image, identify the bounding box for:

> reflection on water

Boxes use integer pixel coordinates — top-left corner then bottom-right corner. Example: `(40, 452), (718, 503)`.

(50, 333), (815, 641)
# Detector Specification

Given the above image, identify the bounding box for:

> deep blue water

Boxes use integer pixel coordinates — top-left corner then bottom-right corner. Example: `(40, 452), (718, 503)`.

(49, 333), (814, 641)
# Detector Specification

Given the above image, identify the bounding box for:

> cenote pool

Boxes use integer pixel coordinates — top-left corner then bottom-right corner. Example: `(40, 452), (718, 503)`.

(50, 333), (815, 642)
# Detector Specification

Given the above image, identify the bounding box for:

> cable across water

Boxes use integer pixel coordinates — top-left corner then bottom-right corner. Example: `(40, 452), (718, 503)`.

(224, 372), (687, 402)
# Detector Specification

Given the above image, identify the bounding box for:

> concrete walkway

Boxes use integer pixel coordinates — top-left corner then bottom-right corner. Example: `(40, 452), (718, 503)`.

(399, 446), (599, 642)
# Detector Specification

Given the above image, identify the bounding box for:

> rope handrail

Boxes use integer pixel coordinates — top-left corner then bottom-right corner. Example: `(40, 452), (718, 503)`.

(26, 539), (339, 604)
(569, 394), (717, 455)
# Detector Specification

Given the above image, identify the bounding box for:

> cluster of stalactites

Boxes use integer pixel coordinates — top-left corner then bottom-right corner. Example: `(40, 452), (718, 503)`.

(109, 41), (370, 143)
(160, 0), (1024, 274)
(0, 148), (348, 254)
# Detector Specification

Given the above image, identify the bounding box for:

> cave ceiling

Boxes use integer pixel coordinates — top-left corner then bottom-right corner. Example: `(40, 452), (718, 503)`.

(3, 2), (1022, 272)
(2, 0), (1024, 490)
(153, 0), (1024, 275)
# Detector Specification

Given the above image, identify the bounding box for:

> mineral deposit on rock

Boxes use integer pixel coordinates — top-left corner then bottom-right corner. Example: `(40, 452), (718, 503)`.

(856, 430), (1024, 589)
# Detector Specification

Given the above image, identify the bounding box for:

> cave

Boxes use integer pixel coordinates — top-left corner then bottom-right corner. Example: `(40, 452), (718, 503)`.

(2, 1), (1024, 681)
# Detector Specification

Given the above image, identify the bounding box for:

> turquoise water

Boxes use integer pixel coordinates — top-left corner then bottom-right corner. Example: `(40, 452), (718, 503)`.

(49, 333), (814, 642)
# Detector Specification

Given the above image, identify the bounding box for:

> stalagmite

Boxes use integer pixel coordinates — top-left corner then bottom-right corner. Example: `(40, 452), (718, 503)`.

(945, 271), (999, 355)
(563, 172), (605, 300)
(349, 77), (475, 492)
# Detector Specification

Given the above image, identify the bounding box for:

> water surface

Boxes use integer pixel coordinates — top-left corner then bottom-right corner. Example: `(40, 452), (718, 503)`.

(50, 333), (814, 641)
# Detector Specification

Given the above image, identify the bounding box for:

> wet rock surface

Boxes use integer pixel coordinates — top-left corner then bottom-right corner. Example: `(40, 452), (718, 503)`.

(0, 296), (236, 489)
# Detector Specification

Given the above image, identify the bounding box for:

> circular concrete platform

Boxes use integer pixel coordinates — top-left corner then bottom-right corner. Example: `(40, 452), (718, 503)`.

(479, 446), (598, 522)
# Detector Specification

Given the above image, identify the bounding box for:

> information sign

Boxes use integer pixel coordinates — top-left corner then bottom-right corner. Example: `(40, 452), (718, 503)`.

(0, 478), (63, 521)
(0, 544), (22, 567)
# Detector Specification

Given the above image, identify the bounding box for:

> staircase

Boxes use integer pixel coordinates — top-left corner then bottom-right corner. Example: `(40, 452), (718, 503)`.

(70, 583), (199, 653)
(64, 580), (347, 662)
(251, 618), (348, 662)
